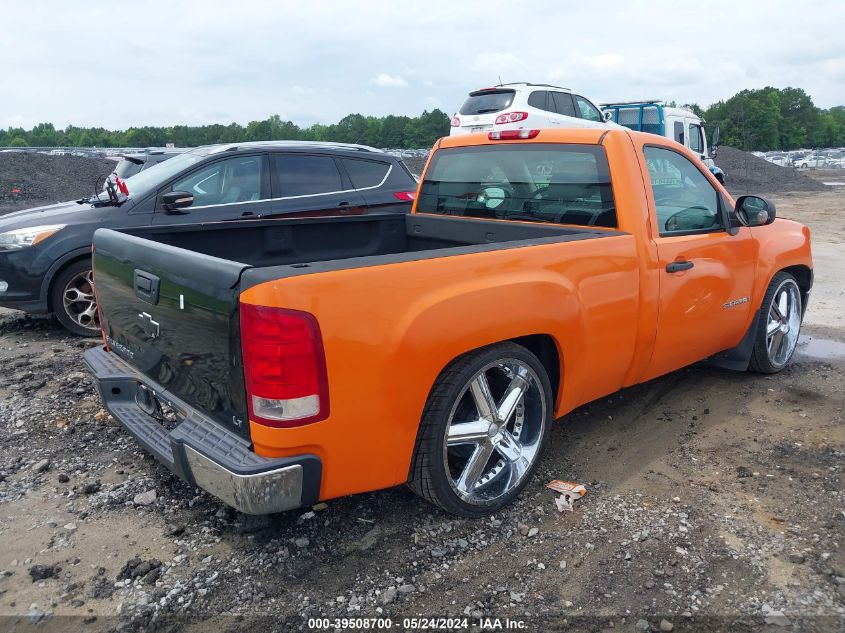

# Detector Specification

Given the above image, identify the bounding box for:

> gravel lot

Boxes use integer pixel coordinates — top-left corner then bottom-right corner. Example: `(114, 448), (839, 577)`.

(0, 163), (843, 632)
(0, 153), (117, 215)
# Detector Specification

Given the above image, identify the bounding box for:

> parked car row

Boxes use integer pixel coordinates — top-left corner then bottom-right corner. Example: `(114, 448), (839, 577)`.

(0, 141), (417, 334)
(758, 148), (845, 168)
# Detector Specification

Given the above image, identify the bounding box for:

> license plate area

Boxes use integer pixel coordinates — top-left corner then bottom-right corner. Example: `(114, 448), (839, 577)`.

(135, 384), (185, 431)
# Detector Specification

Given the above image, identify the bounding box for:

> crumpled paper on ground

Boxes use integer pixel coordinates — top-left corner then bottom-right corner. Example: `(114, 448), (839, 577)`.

(546, 480), (587, 512)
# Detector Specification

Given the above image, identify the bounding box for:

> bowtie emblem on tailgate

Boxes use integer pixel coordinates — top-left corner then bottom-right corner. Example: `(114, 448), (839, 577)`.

(138, 312), (160, 339)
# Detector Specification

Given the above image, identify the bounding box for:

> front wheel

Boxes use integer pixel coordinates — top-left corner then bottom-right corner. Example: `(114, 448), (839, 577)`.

(408, 343), (552, 517)
(749, 272), (803, 373)
(50, 259), (101, 337)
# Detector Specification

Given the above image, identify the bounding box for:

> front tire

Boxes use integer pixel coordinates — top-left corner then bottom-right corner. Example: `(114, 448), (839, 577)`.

(749, 272), (803, 374)
(50, 259), (101, 337)
(408, 343), (553, 517)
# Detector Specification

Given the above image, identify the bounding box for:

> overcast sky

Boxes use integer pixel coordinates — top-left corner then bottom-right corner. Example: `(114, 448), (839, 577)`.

(2, 0), (843, 130)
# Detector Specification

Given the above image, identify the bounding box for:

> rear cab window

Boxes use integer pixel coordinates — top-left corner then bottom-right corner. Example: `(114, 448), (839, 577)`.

(417, 144), (617, 228)
(459, 89), (516, 115)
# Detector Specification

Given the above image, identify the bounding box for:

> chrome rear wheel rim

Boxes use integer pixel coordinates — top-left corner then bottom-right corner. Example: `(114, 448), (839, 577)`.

(62, 269), (100, 332)
(443, 359), (546, 505)
(766, 280), (801, 367)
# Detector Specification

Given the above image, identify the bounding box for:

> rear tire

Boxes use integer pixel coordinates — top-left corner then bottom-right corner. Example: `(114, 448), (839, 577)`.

(748, 272), (802, 374)
(50, 259), (101, 337)
(408, 342), (552, 517)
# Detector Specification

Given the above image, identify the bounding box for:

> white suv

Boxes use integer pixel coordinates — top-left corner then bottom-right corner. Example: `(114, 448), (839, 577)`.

(450, 83), (619, 136)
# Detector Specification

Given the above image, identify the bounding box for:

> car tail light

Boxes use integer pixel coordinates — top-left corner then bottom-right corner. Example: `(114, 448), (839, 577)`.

(494, 111), (528, 125)
(451, 116), (460, 127)
(240, 303), (329, 427)
(488, 129), (540, 140)
(393, 191), (416, 201)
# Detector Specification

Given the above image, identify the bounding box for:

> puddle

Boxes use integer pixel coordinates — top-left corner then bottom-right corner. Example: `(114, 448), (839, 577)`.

(795, 334), (845, 360)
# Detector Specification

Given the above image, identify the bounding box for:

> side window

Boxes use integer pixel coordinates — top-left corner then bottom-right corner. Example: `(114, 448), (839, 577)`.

(643, 146), (722, 235)
(171, 155), (262, 206)
(551, 92), (577, 117)
(689, 124), (703, 153)
(273, 154), (343, 197)
(673, 121), (685, 145)
(574, 95), (602, 122)
(527, 91), (548, 111)
(341, 158), (390, 189)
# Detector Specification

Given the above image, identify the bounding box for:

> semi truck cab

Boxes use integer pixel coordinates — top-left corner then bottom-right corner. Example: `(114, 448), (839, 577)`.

(601, 100), (725, 183)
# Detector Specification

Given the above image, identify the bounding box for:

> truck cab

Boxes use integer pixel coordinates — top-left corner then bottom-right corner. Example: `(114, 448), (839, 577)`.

(601, 100), (725, 183)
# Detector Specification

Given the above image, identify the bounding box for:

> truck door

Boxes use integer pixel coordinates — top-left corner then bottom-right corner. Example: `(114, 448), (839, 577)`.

(639, 144), (756, 381)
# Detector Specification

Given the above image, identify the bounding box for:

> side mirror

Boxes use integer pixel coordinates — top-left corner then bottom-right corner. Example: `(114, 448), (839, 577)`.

(710, 125), (720, 157)
(603, 110), (614, 123)
(735, 195), (776, 227)
(162, 190), (194, 212)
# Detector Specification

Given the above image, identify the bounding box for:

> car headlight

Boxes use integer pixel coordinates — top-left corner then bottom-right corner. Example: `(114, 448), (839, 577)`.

(0, 225), (66, 251)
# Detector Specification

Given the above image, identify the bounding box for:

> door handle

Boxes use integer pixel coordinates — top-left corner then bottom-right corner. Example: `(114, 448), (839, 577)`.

(666, 260), (694, 273)
(337, 201), (350, 207)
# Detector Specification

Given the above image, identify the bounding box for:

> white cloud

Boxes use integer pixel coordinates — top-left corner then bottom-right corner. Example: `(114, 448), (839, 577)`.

(0, 0), (843, 129)
(372, 73), (408, 88)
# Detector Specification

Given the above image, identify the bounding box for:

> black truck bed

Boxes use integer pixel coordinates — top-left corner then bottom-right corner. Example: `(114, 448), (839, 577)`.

(118, 213), (617, 284)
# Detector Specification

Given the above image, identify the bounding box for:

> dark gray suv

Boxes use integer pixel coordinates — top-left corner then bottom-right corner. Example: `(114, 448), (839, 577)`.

(0, 141), (418, 335)
(111, 148), (187, 180)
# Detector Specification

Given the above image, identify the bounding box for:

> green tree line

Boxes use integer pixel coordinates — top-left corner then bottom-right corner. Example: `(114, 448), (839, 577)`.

(0, 110), (451, 150)
(2, 88), (843, 151)
(687, 87), (844, 151)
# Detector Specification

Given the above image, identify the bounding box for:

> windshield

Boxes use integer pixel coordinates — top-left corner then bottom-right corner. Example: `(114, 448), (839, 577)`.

(417, 144), (617, 228)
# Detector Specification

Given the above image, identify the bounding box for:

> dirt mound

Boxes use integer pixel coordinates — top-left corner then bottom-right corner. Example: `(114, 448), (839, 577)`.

(0, 152), (117, 215)
(717, 146), (827, 195)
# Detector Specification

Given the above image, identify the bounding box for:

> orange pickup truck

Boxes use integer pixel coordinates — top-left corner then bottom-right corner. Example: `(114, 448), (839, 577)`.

(84, 128), (812, 517)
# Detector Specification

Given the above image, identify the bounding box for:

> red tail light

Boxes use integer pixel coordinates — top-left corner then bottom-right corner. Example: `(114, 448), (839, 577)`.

(488, 129), (540, 140)
(240, 303), (329, 427)
(494, 111), (528, 125)
(451, 116), (460, 127)
(393, 191), (416, 201)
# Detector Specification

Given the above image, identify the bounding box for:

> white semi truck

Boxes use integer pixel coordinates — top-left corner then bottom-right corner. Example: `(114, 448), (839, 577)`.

(601, 100), (725, 183)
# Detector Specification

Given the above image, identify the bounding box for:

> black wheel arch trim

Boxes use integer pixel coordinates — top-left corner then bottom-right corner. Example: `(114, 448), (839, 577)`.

(41, 247), (92, 310)
(707, 266), (811, 371)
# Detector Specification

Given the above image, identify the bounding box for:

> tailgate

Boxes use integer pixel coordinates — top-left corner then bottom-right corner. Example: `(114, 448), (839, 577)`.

(93, 228), (251, 438)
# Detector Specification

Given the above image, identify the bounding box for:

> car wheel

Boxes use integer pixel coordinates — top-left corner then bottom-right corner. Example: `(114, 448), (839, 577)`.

(50, 259), (101, 337)
(748, 272), (802, 374)
(408, 342), (552, 517)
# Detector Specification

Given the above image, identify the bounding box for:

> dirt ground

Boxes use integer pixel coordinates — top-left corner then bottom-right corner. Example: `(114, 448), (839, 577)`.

(0, 186), (843, 632)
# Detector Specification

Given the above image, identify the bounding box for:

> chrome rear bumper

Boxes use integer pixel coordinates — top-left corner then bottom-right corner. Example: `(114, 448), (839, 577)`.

(84, 346), (321, 515)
